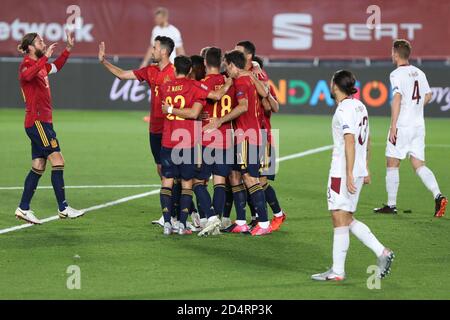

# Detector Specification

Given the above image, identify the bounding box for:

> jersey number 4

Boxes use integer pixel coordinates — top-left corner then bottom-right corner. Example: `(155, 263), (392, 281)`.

(412, 80), (421, 104)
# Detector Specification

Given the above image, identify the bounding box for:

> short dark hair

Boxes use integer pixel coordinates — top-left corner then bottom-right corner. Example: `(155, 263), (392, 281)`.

(155, 35), (175, 56)
(174, 55), (192, 76)
(332, 70), (358, 96)
(17, 33), (38, 54)
(253, 55), (264, 69)
(205, 47), (222, 69)
(200, 46), (211, 58)
(224, 50), (246, 70)
(236, 40), (256, 59)
(190, 55), (206, 81)
(393, 39), (411, 59)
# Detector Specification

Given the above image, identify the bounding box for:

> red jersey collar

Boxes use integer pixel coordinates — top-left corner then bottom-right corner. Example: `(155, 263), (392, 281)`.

(159, 62), (173, 72)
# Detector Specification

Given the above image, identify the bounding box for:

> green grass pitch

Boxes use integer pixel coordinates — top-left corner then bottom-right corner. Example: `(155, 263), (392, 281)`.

(0, 108), (449, 299)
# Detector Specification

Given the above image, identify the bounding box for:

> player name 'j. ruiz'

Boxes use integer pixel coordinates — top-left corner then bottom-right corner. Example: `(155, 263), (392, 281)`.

(169, 85), (183, 92)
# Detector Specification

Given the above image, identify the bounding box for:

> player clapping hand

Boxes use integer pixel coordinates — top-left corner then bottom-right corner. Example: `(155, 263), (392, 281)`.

(44, 43), (58, 58)
(65, 29), (74, 51)
(98, 41), (106, 63)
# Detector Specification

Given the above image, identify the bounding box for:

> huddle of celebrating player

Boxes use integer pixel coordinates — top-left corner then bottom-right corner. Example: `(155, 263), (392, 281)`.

(15, 30), (447, 281)
(98, 37), (286, 237)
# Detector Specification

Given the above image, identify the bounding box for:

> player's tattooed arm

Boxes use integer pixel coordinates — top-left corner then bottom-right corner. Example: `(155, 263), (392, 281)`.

(207, 77), (233, 100)
(98, 42), (137, 80)
(268, 93), (279, 112)
(241, 71), (269, 98)
(364, 136), (371, 185)
(344, 133), (357, 194)
(162, 100), (203, 119)
(203, 99), (248, 132)
(262, 98), (272, 112)
(389, 93), (402, 145)
(262, 92), (279, 113)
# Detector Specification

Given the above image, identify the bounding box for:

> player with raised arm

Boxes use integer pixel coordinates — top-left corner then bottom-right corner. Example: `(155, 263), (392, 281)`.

(15, 30), (84, 224)
(99, 36), (175, 178)
(312, 70), (394, 281)
(374, 40), (447, 217)
(99, 36), (181, 227)
(204, 50), (271, 236)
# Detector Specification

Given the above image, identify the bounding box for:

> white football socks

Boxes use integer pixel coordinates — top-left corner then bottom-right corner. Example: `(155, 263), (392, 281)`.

(349, 219), (385, 257)
(274, 211), (284, 218)
(416, 166), (441, 199)
(386, 167), (400, 207)
(332, 226), (350, 275)
(258, 221), (270, 229)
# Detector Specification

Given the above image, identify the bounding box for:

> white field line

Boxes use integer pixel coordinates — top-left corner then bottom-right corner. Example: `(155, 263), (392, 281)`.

(0, 189), (160, 235)
(0, 184), (162, 191)
(0, 145), (333, 235)
(277, 145), (333, 162)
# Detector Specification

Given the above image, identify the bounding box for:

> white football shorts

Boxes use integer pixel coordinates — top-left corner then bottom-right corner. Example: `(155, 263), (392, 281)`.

(327, 176), (364, 213)
(385, 126), (425, 161)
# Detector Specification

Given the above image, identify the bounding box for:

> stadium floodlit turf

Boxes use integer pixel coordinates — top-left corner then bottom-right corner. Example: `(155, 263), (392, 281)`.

(0, 108), (449, 299)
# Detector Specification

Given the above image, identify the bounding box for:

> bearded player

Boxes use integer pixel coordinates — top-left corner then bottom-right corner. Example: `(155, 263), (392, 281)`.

(15, 30), (84, 224)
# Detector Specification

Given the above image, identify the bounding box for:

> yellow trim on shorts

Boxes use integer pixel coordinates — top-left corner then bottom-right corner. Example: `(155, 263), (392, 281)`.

(35, 121), (49, 147)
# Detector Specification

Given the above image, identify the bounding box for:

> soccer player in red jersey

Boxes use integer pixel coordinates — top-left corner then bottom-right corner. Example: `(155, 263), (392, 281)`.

(158, 55), (232, 235)
(191, 47), (237, 236)
(15, 30), (84, 224)
(99, 36), (175, 178)
(252, 56), (287, 231)
(236, 43), (287, 231)
(204, 50), (272, 236)
(99, 37), (184, 227)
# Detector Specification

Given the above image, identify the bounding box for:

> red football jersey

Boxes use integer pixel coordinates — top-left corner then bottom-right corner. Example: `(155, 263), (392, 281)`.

(263, 84), (278, 144)
(249, 65), (270, 131)
(201, 74), (236, 149)
(233, 75), (262, 145)
(160, 78), (209, 149)
(133, 63), (175, 133)
(19, 49), (70, 128)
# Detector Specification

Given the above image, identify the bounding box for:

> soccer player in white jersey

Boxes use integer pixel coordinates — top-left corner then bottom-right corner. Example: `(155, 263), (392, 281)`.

(374, 40), (447, 217)
(312, 70), (394, 281)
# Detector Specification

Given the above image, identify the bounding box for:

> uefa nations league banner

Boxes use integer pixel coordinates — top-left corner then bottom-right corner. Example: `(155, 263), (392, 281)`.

(1, 60), (449, 117)
(0, 0), (450, 59)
